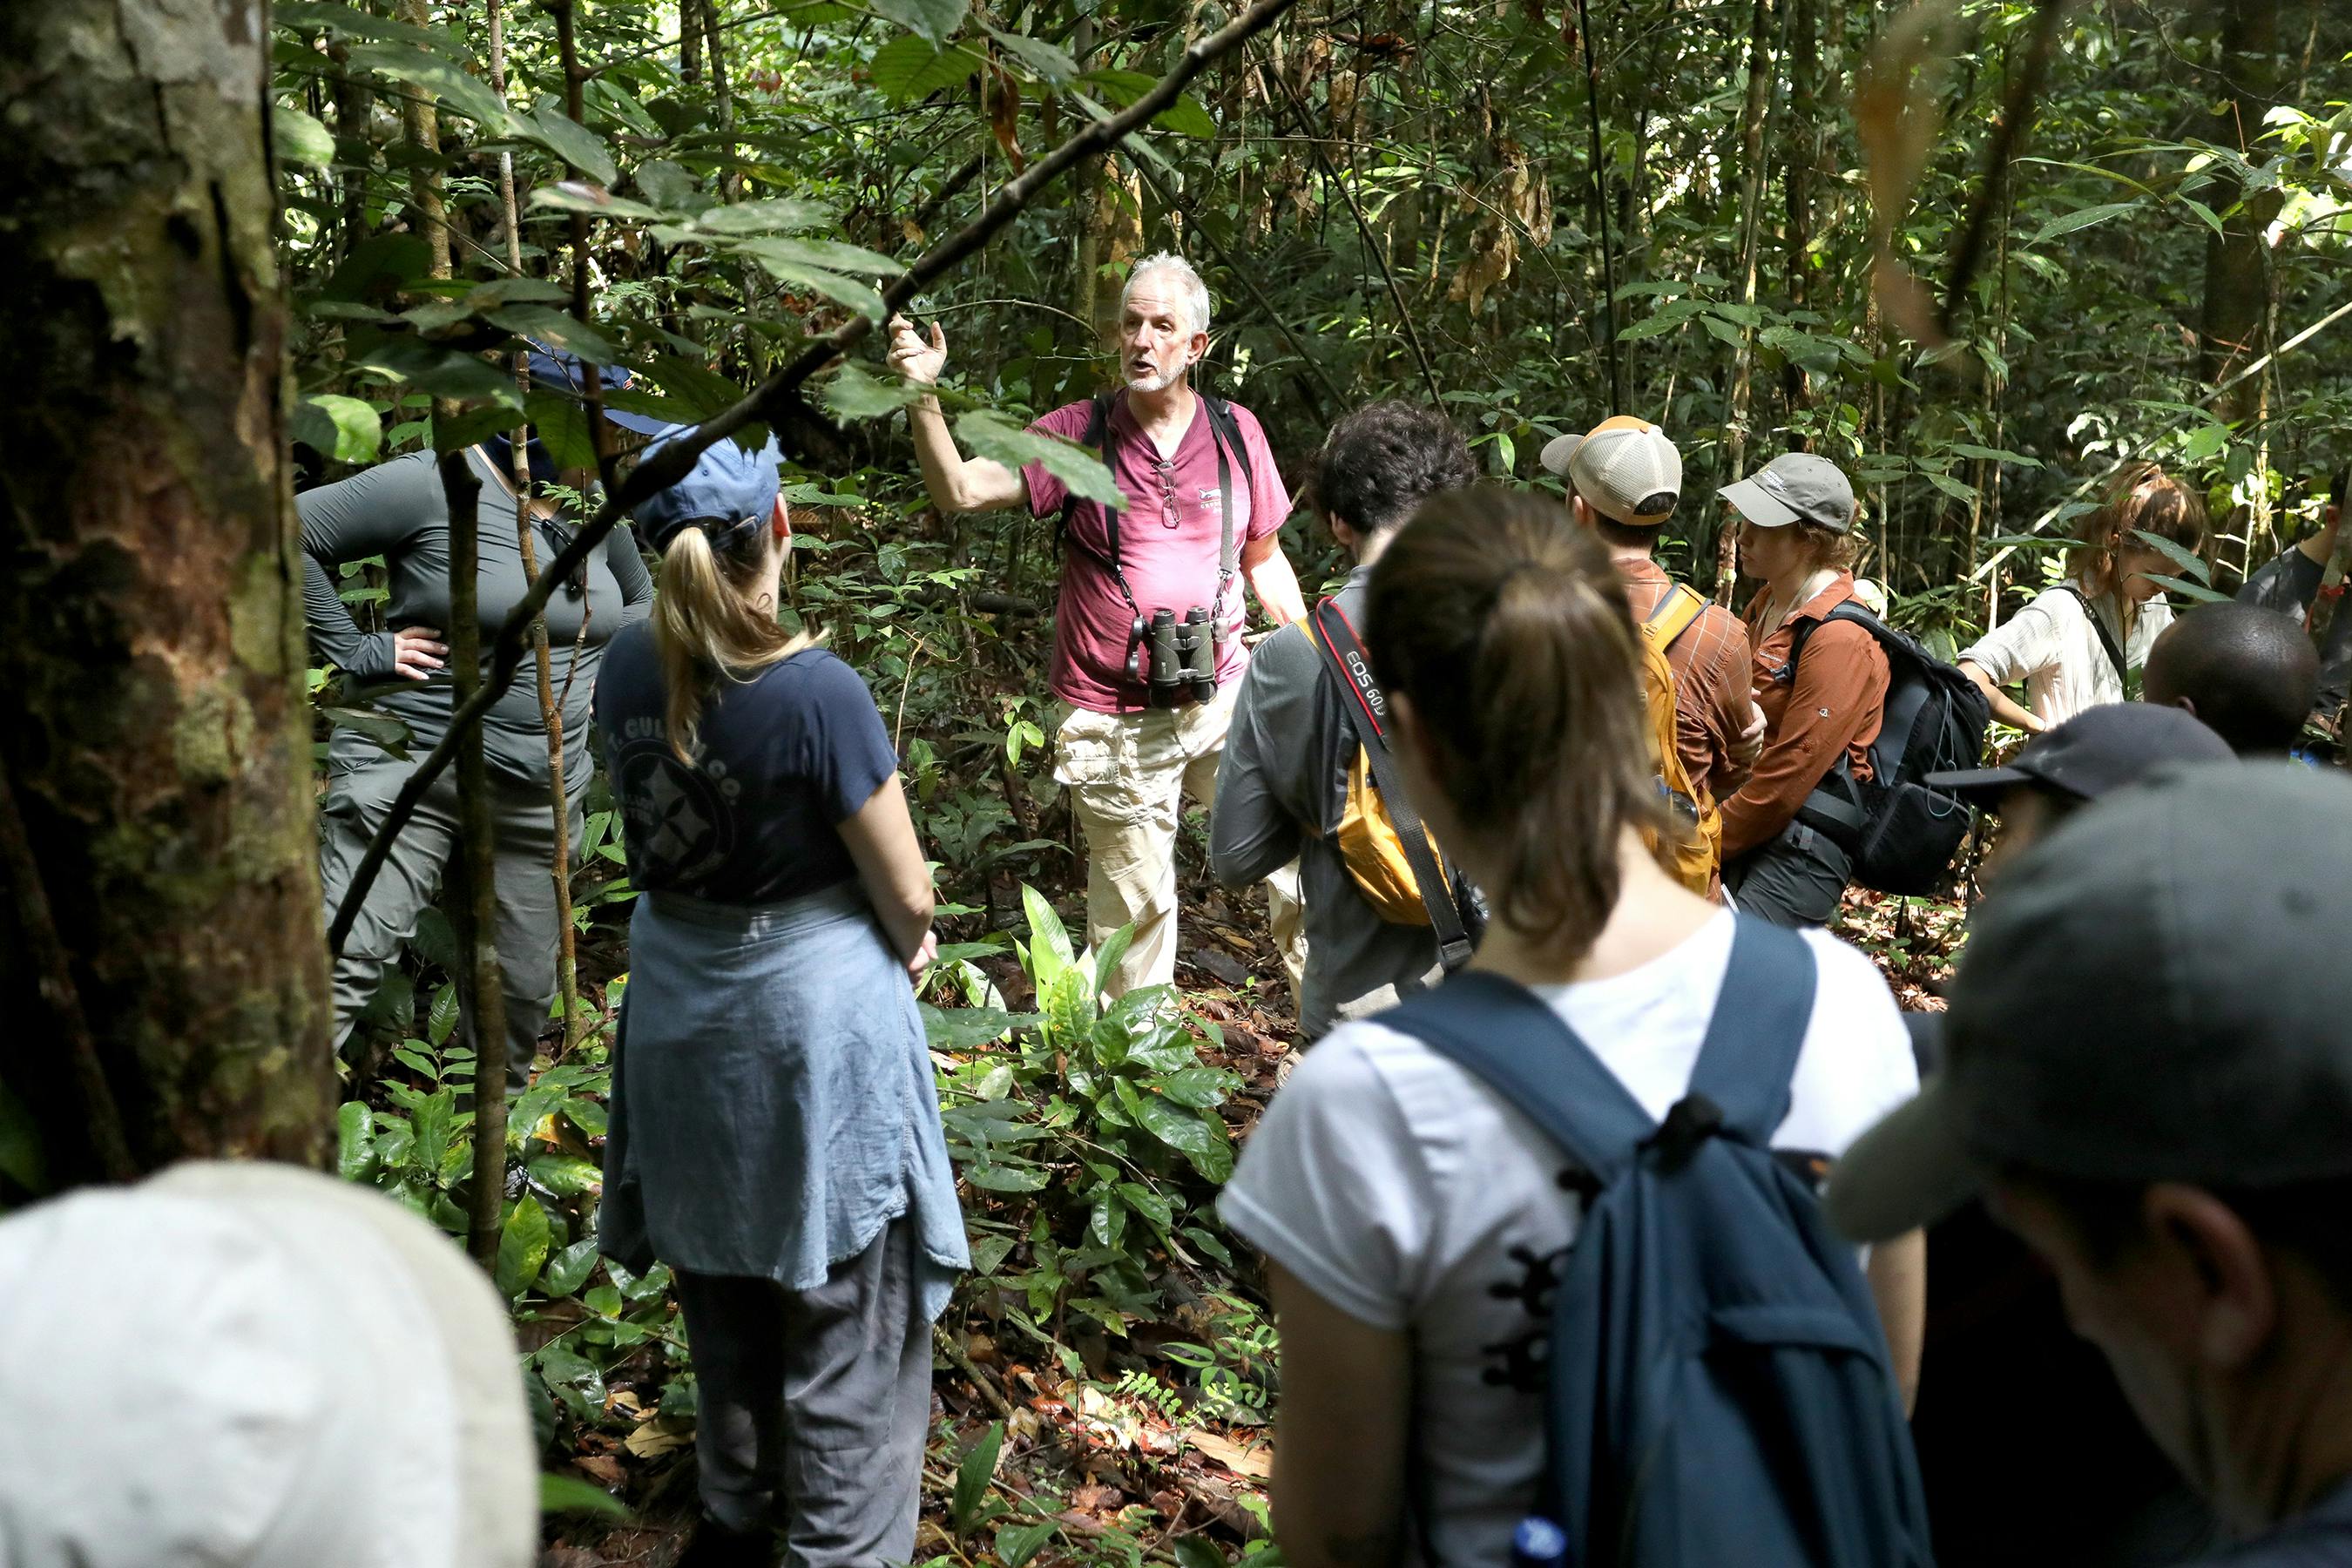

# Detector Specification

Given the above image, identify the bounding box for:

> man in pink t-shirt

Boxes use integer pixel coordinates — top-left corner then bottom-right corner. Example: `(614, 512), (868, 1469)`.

(889, 253), (1307, 997)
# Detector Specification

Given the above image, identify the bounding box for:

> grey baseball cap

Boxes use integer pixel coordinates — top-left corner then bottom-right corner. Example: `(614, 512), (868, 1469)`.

(1827, 761), (2352, 1244)
(1720, 452), (1856, 532)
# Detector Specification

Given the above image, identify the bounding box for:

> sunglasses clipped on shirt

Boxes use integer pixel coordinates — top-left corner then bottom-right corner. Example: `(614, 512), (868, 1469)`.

(534, 513), (589, 601)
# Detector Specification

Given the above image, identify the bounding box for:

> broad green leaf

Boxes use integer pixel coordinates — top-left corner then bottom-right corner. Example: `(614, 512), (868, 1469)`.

(529, 1153), (605, 1197)
(2180, 422), (2231, 463)
(463, 276), (571, 310)
(1088, 1190), (1127, 1250)
(951, 1423), (1004, 1538)
(486, 304), (620, 365)
(996, 1520), (1059, 1568)
(1174, 1538), (1230, 1568)
(737, 256), (889, 321)
(520, 104), (618, 186)
(524, 390), (600, 470)
(357, 338), (524, 409)
(1092, 923), (1136, 998)
(291, 393), (382, 463)
(1079, 68), (1218, 138)
(495, 1193), (551, 1297)
(278, 1), (463, 53)
(2131, 528), (2214, 584)
(825, 362), (928, 421)
(728, 233), (904, 277)
(643, 354), (747, 418)
(868, 34), (983, 102)
(970, 1233), (1017, 1275)
(921, 1002), (1031, 1049)
(541, 1236), (600, 1297)
(1151, 93), (1219, 139)
(2029, 200), (2141, 246)
(1019, 882), (1077, 973)
(540, 1473), (629, 1519)
(428, 982), (460, 1044)
(1116, 1180), (1173, 1230)
(875, 0), (966, 45)
(431, 402), (521, 454)
(2143, 572), (2232, 604)
(321, 705), (411, 760)
(1180, 1224), (1232, 1266)
(1155, 1066), (1234, 1109)
(959, 412), (1119, 508)
(963, 1162), (1050, 1192)
(986, 26), (1077, 85)
(693, 196), (836, 235)
(529, 182), (664, 221)
(600, 387), (700, 427)
(274, 105), (336, 166)
(632, 159), (700, 211)
(1923, 471), (1978, 502)
(335, 1099), (376, 1180)
(1946, 443), (2042, 466)
(347, 43), (516, 132)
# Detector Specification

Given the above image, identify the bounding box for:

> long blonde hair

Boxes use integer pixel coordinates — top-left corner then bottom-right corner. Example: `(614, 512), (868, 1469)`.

(653, 521), (818, 763)
(1365, 486), (1670, 961)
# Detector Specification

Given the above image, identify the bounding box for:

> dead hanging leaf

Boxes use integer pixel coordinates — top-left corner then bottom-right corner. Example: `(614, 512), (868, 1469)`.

(1855, 0), (1969, 364)
(1448, 220), (1517, 314)
(1325, 68), (1360, 134)
(986, 64), (1026, 173)
(1182, 1427), (1274, 1479)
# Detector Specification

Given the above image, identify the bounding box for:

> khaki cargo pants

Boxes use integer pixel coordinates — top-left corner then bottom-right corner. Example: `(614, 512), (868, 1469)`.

(1052, 680), (1304, 998)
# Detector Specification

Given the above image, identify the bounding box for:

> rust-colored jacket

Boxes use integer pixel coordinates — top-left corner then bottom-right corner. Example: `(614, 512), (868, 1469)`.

(1720, 572), (1888, 861)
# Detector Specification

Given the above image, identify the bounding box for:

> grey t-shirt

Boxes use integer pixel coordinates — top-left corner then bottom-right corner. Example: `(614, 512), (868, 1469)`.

(1209, 564), (1448, 1038)
(299, 449), (652, 786)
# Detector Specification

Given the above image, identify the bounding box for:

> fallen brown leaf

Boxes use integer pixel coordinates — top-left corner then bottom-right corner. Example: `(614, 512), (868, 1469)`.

(1181, 1426), (1274, 1479)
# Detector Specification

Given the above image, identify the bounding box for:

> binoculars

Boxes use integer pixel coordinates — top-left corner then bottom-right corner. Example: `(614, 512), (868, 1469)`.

(1125, 606), (1219, 706)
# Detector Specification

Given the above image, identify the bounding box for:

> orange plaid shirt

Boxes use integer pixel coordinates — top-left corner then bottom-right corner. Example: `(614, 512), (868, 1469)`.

(1618, 558), (1757, 808)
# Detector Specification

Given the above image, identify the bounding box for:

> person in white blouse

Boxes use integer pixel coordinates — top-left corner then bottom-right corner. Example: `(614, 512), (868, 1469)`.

(1957, 463), (2208, 733)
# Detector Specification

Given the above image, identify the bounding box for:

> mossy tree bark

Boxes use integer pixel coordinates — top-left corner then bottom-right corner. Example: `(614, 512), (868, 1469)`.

(0, 0), (334, 1186)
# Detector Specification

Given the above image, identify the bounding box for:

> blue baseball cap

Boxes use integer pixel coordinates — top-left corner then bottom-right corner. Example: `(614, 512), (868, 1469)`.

(632, 424), (783, 552)
(484, 342), (672, 484)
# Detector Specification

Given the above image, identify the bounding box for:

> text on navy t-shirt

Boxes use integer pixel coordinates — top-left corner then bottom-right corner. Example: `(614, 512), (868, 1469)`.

(593, 626), (899, 905)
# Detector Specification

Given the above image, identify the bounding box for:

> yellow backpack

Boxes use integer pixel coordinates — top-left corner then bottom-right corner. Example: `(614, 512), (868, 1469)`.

(1640, 585), (1724, 895)
(1302, 601), (1477, 970)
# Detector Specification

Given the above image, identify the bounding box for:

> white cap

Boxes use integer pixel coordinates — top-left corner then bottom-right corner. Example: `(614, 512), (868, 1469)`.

(1541, 416), (1683, 527)
(0, 1161), (537, 1568)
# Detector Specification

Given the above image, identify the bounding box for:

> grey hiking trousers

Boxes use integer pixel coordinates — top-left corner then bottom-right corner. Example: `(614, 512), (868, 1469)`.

(673, 1218), (933, 1565)
(317, 748), (582, 1092)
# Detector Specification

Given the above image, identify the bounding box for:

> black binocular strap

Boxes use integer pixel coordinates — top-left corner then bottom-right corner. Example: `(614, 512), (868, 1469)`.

(1308, 598), (1476, 970)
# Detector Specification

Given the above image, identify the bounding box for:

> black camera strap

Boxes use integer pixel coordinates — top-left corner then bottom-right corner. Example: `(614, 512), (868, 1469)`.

(1308, 598), (1475, 970)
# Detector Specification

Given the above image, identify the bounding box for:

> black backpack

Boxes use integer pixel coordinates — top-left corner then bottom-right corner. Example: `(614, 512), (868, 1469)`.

(1790, 603), (1990, 896)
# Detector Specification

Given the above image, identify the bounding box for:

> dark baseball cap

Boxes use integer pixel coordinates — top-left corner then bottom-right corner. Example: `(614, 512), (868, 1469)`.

(1925, 701), (2235, 809)
(1827, 762), (2352, 1244)
(1720, 452), (1856, 533)
(632, 425), (782, 553)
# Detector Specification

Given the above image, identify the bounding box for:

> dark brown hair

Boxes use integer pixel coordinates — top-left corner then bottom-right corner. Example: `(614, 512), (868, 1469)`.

(2076, 463), (2207, 598)
(1365, 486), (1669, 958)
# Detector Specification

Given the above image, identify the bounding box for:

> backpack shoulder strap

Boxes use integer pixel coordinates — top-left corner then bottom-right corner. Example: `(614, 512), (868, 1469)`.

(1380, 971), (1656, 1179)
(1786, 598), (1886, 673)
(2054, 583), (2130, 685)
(1686, 917), (1820, 1144)
(1644, 583), (1708, 652)
(1308, 598), (1474, 970)
(1198, 392), (1246, 585)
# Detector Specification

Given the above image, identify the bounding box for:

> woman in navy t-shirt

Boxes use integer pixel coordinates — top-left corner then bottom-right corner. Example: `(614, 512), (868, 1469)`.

(593, 429), (968, 1568)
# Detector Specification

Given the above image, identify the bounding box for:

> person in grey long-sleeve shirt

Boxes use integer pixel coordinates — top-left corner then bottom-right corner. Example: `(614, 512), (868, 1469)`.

(1211, 403), (1480, 1040)
(2234, 499), (2352, 713)
(305, 443), (652, 1082)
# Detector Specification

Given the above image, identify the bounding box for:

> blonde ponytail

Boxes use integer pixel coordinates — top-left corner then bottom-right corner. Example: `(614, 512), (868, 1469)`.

(1365, 486), (1669, 960)
(654, 522), (818, 763)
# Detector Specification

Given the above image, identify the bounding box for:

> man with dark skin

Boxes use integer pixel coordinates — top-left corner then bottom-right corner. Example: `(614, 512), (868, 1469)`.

(2143, 603), (2321, 757)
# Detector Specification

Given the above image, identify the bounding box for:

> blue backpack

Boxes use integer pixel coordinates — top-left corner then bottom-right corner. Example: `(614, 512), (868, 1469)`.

(1381, 918), (1933, 1568)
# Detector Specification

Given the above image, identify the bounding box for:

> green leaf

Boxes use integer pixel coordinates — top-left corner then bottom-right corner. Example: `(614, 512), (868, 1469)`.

(921, 1002), (1031, 1049)
(1151, 93), (1219, 139)
(485, 304), (619, 365)
(278, 1), (463, 53)
(1092, 923), (1136, 998)
(463, 276), (571, 310)
(875, 0), (966, 45)
(960, 412), (1119, 508)
(524, 389), (600, 470)
(824, 362), (928, 422)
(1019, 882), (1077, 973)
(357, 338), (524, 409)
(1088, 1190), (1127, 1251)
(2143, 572), (2233, 604)
(735, 257), (889, 322)
(868, 34), (983, 102)
(347, 43), (516, 132)
(1116, 1181), (1173, 1230)
(321, 705), (412, 760)
(963, 1161), (1050, 1193)
(274, 105), (336, 166)
(428, 983), (461, 1045)
(291, 393), (382, 463)
(430, 402), (521, 454)
(1078, 69), (1216, 138)
(951, 1423), (1004, 1539)
(528, 182), (665, 221)
(1180, 1224), (1232, 1267)
(529, 1153), (605, 1198)
(2029, 200), (2141, 246)
(495, 1193), (551, 1298)
(727, 233), (905, 277)
(693, 196), (836, 235)
(540, 1472), (629, 1519)
(1945, 443), (2042, 467)
(986, 26), (1077, 85)
(643, 353), (749, 419)
(1154, 1066), (1233, 1109)
(2131, 528), (2214, 584)
(335, 1100), (376, 1181)
(1174, 1538), (1230, 1568)
(541, 1236), (600, 1297)
(1923, 471), (1979, 502)
(970, 1233), (1017, 1275)
(520, 104), (618, 186)
(2180, 422), (2231, 464)
(633, 159), (700, 210)
(996, 1520), (1060, 1568)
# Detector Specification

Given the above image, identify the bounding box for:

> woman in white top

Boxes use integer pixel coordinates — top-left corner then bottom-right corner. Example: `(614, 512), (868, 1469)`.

(1957, 463), (2208, 732)
(1219, 487), (1923, 1568)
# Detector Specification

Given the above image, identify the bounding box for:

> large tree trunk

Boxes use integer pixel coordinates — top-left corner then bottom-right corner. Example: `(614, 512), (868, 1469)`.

(2200, 0), (2283, 572)
(1715, 0), (1776, 603)
(0, 0), (333, 1187)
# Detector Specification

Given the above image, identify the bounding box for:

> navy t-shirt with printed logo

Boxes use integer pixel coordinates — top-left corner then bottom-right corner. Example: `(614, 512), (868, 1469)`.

(593, 625), (900, 905)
